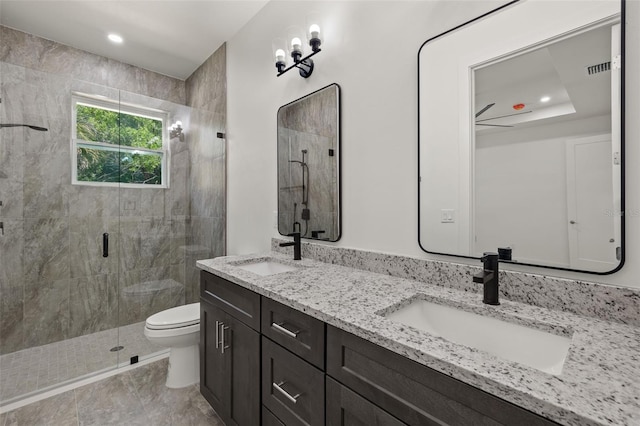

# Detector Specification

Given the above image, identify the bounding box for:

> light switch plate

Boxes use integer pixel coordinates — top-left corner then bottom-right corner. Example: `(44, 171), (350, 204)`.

(441, 209), (455, 223)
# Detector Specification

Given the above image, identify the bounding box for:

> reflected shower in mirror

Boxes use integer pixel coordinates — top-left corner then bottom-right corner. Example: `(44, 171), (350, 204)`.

(418, 0), (624, 274)
(278, 84), (341, 241)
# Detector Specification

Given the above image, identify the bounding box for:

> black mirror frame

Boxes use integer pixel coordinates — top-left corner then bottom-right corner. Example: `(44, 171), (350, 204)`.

(417, 0), (625, 275)
(277, 83), (342, 242)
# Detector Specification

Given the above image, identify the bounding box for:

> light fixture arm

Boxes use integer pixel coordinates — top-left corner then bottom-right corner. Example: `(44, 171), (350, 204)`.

(277, 49), (321, 78)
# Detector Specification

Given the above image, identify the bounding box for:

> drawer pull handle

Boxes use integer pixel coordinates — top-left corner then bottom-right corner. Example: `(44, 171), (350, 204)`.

(273, 381), (300, 404)
(271, 322), (299, 339)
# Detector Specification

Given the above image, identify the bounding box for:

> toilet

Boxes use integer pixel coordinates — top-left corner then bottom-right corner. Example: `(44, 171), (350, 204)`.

(144, 302), (200, 388)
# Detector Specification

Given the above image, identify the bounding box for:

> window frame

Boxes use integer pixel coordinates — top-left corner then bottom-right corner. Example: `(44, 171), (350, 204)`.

(71, 93), (170, 189)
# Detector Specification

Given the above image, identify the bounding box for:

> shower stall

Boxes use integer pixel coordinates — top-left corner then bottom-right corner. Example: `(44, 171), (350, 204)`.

(0, 46), (224, 405)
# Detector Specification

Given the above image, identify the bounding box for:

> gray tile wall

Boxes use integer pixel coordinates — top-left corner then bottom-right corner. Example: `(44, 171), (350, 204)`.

(0, 27), (185, 104)
(0, 27), (227, 355)
(184, 44), (227, 304)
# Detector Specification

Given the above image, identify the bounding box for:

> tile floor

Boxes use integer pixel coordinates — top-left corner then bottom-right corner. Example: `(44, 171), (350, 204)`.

(0, 322), (164, 403)
(0, 358), (223, 426)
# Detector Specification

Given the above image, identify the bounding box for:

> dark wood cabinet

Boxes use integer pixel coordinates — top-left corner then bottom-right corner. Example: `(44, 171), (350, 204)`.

(200, 272), (260, 426)
(200, 270), (560, 426)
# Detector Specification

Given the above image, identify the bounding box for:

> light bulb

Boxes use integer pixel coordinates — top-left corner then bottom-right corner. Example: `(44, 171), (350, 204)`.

(108, 34), (123, 44)
(275, 49), (286, 62)
(291, 37), (302, 52)
(540, 96), (551, 103)
(309, 24), (320, 39)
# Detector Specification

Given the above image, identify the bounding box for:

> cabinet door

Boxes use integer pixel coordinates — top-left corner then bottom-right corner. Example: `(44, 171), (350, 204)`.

(200, 300), (260, 426)
(226, 313), (261, 426)
(200, 300), (228, 413)
(326, 377), (406, 426)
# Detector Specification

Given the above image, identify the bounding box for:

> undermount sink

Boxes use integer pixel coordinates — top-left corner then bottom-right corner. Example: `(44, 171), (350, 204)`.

(235, 260), (300, 276)
(383, 298), (571, 375)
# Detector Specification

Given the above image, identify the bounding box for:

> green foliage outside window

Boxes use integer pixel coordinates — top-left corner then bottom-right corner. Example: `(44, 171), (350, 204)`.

(75, 104), (164, 185)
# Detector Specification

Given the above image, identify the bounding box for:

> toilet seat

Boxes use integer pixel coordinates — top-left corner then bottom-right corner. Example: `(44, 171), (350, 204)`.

(145, 302), (200, 330)
(144, 322), (199, 339)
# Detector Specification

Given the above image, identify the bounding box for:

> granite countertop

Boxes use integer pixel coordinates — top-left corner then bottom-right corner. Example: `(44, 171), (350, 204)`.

(197, 252), (640, 426)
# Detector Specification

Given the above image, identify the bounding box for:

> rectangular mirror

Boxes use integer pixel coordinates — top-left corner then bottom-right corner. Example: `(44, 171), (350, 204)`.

(418, 0), (624, 274)
(278, 84), (341, 241)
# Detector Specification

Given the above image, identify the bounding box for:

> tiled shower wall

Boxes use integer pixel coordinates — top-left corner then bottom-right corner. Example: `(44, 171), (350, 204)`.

(0, 26), (227, 354)
(184, 44), (227, 303)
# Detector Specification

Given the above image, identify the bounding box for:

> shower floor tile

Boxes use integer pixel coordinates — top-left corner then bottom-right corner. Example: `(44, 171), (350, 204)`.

(0, 321), (164, 403)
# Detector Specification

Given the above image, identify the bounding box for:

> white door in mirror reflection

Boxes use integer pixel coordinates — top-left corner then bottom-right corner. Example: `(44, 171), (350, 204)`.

(566, 135), (618, 270)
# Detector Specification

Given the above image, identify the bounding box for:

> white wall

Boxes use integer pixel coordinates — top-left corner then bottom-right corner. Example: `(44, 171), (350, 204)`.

(227, 0), (640, 289)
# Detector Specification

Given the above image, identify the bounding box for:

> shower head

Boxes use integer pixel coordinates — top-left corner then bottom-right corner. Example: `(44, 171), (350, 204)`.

(0, 123), (48, 131)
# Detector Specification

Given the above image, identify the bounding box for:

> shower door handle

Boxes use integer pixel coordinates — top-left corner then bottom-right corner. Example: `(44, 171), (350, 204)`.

(103, 233), (109, 257)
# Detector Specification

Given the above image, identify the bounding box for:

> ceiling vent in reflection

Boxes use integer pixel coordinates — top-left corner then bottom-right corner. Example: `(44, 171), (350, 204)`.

(585, 61), (611, 75)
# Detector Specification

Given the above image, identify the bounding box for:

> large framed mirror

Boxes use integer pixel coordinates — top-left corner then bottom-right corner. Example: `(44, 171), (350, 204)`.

(418, 0), (624, 274)
(278, 84), (341, 241)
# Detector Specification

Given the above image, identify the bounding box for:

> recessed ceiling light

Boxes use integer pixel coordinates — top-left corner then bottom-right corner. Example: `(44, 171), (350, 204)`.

(108, 34), (123, 44)
(540, 96), (551, 103)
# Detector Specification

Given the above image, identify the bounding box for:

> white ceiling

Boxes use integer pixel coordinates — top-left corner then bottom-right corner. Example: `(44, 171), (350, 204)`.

(474, 23), (614, 133)
(0, 0), (269, 80)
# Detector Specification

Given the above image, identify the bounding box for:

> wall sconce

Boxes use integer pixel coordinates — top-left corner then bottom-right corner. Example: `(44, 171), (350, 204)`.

(169, 121), (184, 142)
(274, 21), (322, 78)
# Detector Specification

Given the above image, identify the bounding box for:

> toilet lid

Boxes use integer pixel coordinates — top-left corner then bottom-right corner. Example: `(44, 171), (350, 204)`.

(146, 303), (200, 330)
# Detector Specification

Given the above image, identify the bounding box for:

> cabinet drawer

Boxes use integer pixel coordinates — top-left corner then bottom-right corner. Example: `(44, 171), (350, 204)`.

(262, 337), (325, 426)
(326, 377), (406, 426)
(200, 271), (260, 330)
(327, 326), (559, 426)
(262, 297), (326, 369)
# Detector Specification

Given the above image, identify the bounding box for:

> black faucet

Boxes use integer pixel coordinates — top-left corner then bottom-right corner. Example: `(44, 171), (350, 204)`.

(472, 252), (500, 305)
(279, 232), (301, 260)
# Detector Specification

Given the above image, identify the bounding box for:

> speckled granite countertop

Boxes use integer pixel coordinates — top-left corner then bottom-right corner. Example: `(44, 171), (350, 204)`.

(197, 252), (640, 426)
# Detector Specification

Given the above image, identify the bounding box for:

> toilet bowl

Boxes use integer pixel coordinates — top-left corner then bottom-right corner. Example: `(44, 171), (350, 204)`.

(144, 302), (200, 388)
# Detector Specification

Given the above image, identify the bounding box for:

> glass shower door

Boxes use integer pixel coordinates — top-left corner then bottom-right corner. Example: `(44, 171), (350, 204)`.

(0, 69), (123, 405)
(113, 89), (192, 366)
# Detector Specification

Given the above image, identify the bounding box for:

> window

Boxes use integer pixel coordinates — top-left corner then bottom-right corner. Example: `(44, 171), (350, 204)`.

(72, 94), (169, 188)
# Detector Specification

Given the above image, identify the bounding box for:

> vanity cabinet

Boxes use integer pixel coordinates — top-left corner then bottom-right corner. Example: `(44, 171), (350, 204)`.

(200, 271), (260, 426)
(200, 270), (560, 426)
